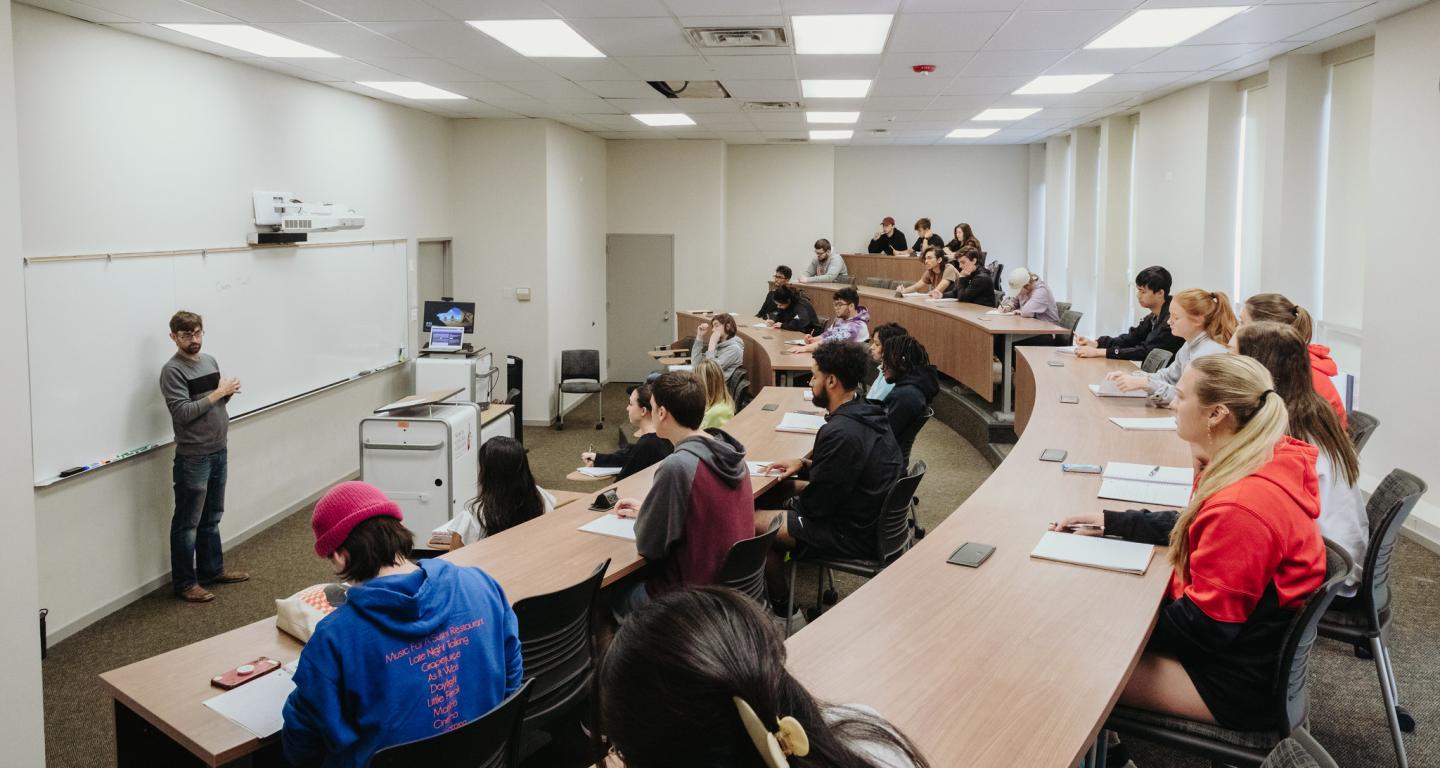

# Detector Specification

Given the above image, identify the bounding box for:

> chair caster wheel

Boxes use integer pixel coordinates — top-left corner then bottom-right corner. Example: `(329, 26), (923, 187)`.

(1397, 706), (1415, 733)
(914, 527), (927, 539)
(594, 423), (604, 430)
(822, 589), (838, 605)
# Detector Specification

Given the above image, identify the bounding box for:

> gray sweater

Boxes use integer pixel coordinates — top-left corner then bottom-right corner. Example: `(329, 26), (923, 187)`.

(804, 254), (848, 283)
(691, 335), (745, 382)
(1143, 332), (1228, 405)
(160, 352), (229, 455)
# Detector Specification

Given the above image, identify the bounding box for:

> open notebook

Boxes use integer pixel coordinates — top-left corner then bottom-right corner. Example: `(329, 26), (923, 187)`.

(578, 514), (636, 541)
(776, 411), (827, 433)
(1109, 416), (1177, 431)
(1089, 381), (1147, 398)
(1098, 462), (1194, 508)
(576, 466), (622, 478)
(1030, 531), (1154, 575)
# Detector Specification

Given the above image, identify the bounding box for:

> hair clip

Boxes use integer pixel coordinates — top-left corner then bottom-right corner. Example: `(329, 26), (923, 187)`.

(733, 696), (810, 768)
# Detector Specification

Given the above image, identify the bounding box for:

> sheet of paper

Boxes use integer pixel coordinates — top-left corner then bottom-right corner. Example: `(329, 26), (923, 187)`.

(1098, 478), (1191, 507)
(667, 364), (693, 372)
(1103, 462), (1193, 485)
(924, 297), (958, 304)
(202, 668), (296, 739)
(784, 339), (806, 346)
(776, 411), (827, 433)
(746, 460), (782, 476)
(751, 322), (771, 328)
(1030, 531), (1153, 575)
(577, 466), (622, 478)
(1089, 381), (1147, 398)
(983, 309), (1008, 316)
(902, 292), (928, 298)
(802, 390), (813, 400)
(1055, 346), (1077, 355)
(1108, 416), (1178, 431)
(578, 514), (636, 541)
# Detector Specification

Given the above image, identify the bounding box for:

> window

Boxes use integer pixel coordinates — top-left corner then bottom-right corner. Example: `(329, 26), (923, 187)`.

(1233, 85), (1267, 302)
(1318, 54), (1373, 373)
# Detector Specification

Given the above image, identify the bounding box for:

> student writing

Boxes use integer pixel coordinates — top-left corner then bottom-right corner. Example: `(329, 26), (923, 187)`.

(1074, 266), (1183, 360)
(434, 436), (554, 547)
(756, 265), (793, 320)
(765, 285), (821, 335)
(998, 267), (1059, 323)
(1107, 288), (1235, 406)
(791, 287), (869, 354)
(895, 247), (959, 298)
(944, 222), (981, 256)
(582, 384), (672, 480)
(909, 218), (944, 258)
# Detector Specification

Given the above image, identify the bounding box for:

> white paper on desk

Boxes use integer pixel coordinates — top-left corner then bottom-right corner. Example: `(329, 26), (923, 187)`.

(802, 390), (813, 400)
(1055, 346), (1077, 355)
(924, 297), (958, 304)
(751, 322), (771, 328)
(1089, 381), (1147, 398)
(1030, 531), (1153, 575)
(577, 466), (622, 478)
(901, 292), (928, 298)
(203, 668), (296, 739)
(784, 339), (806, 346)
(776, 411), (827, 433)
(578, 514), (636, 541)
(747, 461), (783, 476)
(1104, 462), (1193, 485)
(1108, 416), (1178, 431)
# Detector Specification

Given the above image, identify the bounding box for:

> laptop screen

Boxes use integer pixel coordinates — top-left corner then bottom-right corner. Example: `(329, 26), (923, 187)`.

(429, 326), (464, 349)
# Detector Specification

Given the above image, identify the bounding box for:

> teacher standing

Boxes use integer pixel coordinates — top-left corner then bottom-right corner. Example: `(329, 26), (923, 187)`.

(160, 310), (249, 603)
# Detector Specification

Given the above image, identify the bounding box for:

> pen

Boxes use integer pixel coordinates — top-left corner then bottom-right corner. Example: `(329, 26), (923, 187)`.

(1148, 465), (1161, 477)
(1050, 522), (1103, 530)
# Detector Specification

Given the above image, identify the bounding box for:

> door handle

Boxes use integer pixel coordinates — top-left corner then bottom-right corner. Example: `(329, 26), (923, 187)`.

(662, 310), (672, 321)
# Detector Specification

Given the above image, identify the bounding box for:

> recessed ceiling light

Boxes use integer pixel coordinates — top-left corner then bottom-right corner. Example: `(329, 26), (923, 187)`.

(810, 130), (854, 140)
(632, 113), (696, 127)
(801, 79), (872, 98)
(792, 15), (893, 55)
(158, 24), (338, 58)
(467, 19), (604, 57)
(806, 111), (860, 124)
(1087, 7), (1248, 49)
(973, 107), (1041, 121)
(358, 81), (466, 100)
(1013, 74), (1112, 95)
(947, 128), (999, 139)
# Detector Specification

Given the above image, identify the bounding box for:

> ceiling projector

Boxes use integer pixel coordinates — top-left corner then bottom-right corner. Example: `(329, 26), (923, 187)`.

(250, 190), (365, 244)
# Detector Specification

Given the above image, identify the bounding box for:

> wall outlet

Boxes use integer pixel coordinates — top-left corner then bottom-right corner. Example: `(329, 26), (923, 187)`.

(516, 287), (532, 302)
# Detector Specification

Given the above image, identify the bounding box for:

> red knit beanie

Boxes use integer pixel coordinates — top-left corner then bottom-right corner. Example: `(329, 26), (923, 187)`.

(311, 481), (404, 558)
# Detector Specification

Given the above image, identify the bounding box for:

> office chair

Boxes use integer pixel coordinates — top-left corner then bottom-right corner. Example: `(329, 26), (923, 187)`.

(555, 349), (603, 431)
(369, 679), (532, 768)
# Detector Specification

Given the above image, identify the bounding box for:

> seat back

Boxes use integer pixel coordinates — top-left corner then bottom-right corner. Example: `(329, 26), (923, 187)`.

(1141, 348), (1174, 373)
(1358, 469), (1428, 625)
(987, 261), (1002, 287)
(1058, 309), (1083, 335)
(616, 425), (630, 449)
(896, 406), (933, 468)
(1347, 410), (1379, 455)
(717, 516), (782, 604)
(1260, 728), (1340, 768)
(727, 365), (754, 411)
(559, 349), (600, 382)
(369, 679), (532, 768)
(511, 561), (608, 726)
(1056, 301), (1072, 315)
(876, 461), (926, 562)
(863, 277), (890, 289)
(1273, 539), (1354, 736)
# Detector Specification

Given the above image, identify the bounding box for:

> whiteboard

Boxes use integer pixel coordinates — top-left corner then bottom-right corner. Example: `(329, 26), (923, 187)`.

(25, 241), (409, 483)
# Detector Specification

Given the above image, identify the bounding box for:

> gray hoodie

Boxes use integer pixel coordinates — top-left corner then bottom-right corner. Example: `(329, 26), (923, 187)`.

(691, 334), (745, 381)
(1144, 331), (1228, 405)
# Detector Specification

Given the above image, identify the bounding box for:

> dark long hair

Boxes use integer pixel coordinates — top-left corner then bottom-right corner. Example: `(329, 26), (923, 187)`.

(597, 587), (931, 768)
(469, 436), (544, 536)
(881, 334), (931, 383)
(1235, 322), (1359, 485)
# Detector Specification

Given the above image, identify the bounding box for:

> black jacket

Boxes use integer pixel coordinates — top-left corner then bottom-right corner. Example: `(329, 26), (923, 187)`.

(795, 397), (904, 543)
(910, 233), (945, 257)
(868, 230), (908, 255)
(756, 289), (782, 320)
(882, 365), (939, 464)
(592, 432), (673, 480)
(947, 269), (995, 306)
(772, 296), (820, 334)
(1096, 296), (1184, 361)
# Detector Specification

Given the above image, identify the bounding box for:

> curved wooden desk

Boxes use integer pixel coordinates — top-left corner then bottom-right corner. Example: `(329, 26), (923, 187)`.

(785, 348), (1191, 767)
(841, 252), (927, 284)
(677, 311), (813, 387)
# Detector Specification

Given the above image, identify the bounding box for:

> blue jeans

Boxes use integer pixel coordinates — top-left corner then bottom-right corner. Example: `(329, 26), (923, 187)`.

(171, 450), (227, 592)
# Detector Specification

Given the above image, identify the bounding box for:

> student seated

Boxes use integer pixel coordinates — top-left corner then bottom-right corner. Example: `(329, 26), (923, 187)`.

(434, 436), (554, 546)
(598, 586), (932, 768)
(864, 322), (909, 402)
(1234, 321), (1367, 597)
(878, 334), (938, 466)
(945, 222), (982, 256)
(611, 371), (754, 618)
(868, 216), (909, 255)
(283, 481), (523, 768)
(909, 218), (944, 258)
(945, 247), (994, 306)
(1108, 288), (1235, 406)
(895, 247), (959, 297)
(765, 285), (821, 334)
(791, 287), (870, 354)
(756, 264), (793, 320)
(1052, 355), (1325, 732)
(697, 359), (736, 430)
(1074, 266), (1183, 360)
(798, 239), (848, 284)
(756, 341), (904, 600)
(582, 384), (672, 481)
(1240, 292), (1348, 430)
(691, 312), (744, 381)
(998, 267), (1059, 323)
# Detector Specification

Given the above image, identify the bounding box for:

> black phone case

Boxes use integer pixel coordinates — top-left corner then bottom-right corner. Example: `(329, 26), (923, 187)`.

(947, 543), (995, 568)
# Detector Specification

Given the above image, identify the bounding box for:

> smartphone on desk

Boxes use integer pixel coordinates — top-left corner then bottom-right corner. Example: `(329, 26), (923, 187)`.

(762, 403), (779, 411)
(947, 542), (995, 568)
(590, 489), (619, 512)
(212, 657), (282, 690)
(1039, 448), (1068, 462)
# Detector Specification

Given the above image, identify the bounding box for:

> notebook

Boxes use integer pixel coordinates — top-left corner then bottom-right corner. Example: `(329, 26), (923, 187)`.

(576, 466), (622, 478)
(776, 411), (827, 433)
(1089, 381), (1147, 398)
(1109, 416), (1177, 431)
(1055, 346), (1077, 355)
(901, 292), (928, 298)
(1098, 462), (1194, 507)
(202, 662), (299, 739)
(747, 461), (780, 476)
(924, 297), (958, 304)
(578, 514), (636, 541)
(1030, 531), (1154, 575)
(784, 339), (807, 346)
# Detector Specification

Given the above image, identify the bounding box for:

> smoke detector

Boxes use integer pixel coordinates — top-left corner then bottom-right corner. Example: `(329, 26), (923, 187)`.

(912, 64), (937, 75)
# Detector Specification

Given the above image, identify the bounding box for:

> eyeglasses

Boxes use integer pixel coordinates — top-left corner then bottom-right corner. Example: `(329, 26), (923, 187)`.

(176, 330), (205, 341)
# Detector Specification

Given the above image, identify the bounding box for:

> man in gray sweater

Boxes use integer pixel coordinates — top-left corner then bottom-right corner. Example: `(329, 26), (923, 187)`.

(160, 311), (248, 602)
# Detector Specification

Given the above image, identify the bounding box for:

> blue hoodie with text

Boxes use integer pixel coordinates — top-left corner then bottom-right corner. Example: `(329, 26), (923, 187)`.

(282, 558), (523, 768)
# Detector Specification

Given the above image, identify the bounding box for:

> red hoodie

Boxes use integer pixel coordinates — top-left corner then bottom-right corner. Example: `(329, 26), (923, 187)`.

(1308, 344), (1349, 431)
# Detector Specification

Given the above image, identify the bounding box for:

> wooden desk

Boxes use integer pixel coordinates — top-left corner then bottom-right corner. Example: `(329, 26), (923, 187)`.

(840, 252), (927, 284)
(100, 386), (817, 767)
(784, 348), (1189, 767)
(677, 311), (813, 388)
(795, 282), (1067, 416)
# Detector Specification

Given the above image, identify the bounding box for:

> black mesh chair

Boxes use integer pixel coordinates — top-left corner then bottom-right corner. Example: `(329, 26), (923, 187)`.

(987, 261), (1003, 288)
(1056, 301), (1072, 315)
(1141, 348), (1175, 373)
(511, 560), (609, 754)
(369, 679), (532, 768)
(555, 350), (603, 431)
(895, 407), (933, 469)
(1260, 728), (1340, 768)
(717, 516), (782, 606)
(728, 365), (754, 412)
(1348, 410), (1379, 455)
(1318, 468), (1427, 768)
(863, 277), (891, 289)
(1104, 539), (1354, 767)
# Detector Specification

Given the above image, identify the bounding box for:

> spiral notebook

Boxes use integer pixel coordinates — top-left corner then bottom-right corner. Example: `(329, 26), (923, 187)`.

(1030, 531), (1153, 575)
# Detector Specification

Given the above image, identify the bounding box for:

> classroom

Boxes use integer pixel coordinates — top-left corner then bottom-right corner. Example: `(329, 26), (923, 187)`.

(1, 0), (1437, 766)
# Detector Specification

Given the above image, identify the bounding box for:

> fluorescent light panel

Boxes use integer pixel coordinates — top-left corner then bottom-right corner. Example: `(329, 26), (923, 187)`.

(158, 24), (337, 58)
(1087, 7), (1248, 49)
(358, 81), (466, 100)
(1013, 74), (1112, 95)
(806, 111), (860, 124)
(632, 113), (695, 126)
(467, 19), (604, 57)
(973, 107), (1041, 121)
(792, 15), (893, 55)
(947, 128), (998, 138)
(801, 79), (872, 98)
(810, 130), (854, 140)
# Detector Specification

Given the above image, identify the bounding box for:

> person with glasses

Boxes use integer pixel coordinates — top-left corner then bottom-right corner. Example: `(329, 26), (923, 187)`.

(755, 264), (793, 320)
(796, 239), (848, 284)
(159, 311), (248, 603)
(789, 287), (870, 354)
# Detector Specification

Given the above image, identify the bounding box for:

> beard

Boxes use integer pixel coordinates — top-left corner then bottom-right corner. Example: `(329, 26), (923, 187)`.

(813, 386), (830, 411)
(186, 343), (201, 354)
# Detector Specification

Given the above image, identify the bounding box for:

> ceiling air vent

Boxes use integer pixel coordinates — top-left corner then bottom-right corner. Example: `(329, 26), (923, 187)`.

(686, 27), (788, 48)
(767, 138), (809, 143)
(742, 101), (802, 112)
(647, 80), (731, 99)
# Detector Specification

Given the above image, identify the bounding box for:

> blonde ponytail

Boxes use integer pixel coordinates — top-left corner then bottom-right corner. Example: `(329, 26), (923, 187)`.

(1168, 355), (1290, 576)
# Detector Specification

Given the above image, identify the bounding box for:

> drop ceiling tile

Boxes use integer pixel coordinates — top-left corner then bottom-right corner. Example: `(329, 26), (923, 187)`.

(1215, 41), (1308, 71)
(926, 94), (999, 110)
(1184, 2), (1368, 44)
(568, 17), (695, 56)
(902, 0), (1022, 12)
(793, 55), (882, 78)
(436, 81), (532, 99)
(362, 56), (490, 81)
(104, 22), (252, 56)
(257, 22), (425, 58)
(1085, 71), (1185, 91)
(960, 49), (1068, 77)
(501, 79), (596, 98)
(987, 10), (1129, 50)
(603, 96), (714, 112)
(940, 75), (1030, 94)
(422, 0), (560, 19)
(1044, 47), (1158, 75)
(581, 113), (660, 128)
(993, 90), (1133, 107)
(863, 96), (939, 109)
(1283, 4), (1380, 41)
(269, 56), (398, 80)
(1022, 0), (1141, 8)
(235, 57), (336, 80)
(782, 0), (899, 12)
(594, 131), (648, 139)
(616, 55), (718, 80)
(747, 112), (807, 126)
(438, 99), (523, 116)
(547, 0), (672, 17)
(871, 76), (953, 96)
(667, 98), (743, 112)
(674, 15), (786, 28)
(692, 112), (756, 126)
(849, 135), (896, 144)
(534, 58), (639, 80)
(858, 110), (922, 124)
(707, 55), (797, 79)
(21, 0), (136, 23)
(878, 52), (975, 78)
(1127, 43), (1263, 72)
(87, 0), (235, 21)
(359, 20), (491, 57)
(722, 79), (802, 97)
(185, 0), (340, 22)
(664, 0), (782, 14)
(547, 97), (625, 113)
(887, 12), (1011, 52)
(576, 80), (666, 98)
(302, 0), (449, 21)
(1138, 0), (1248, 6)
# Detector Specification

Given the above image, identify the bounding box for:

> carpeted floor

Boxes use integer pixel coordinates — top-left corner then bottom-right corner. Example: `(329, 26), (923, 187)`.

(40, 382), (1440, 767)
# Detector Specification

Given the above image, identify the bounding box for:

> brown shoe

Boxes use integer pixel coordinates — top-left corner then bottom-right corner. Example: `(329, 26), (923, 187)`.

(178, 585), (215, 603)
(206, 571), (251, 585)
